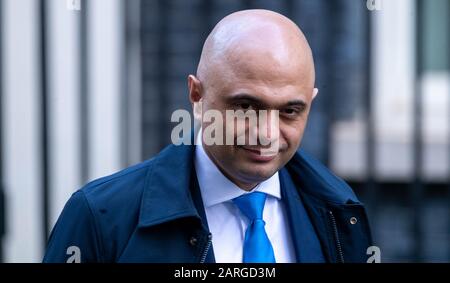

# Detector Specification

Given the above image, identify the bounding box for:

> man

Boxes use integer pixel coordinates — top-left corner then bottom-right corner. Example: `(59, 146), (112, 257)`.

(44, 9), (372, 263)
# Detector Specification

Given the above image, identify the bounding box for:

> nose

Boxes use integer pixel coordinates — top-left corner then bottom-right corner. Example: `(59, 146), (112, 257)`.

(257, 110), (280, 146)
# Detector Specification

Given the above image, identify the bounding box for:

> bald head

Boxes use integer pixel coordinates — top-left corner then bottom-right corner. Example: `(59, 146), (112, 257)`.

(196, 9), (315, 93)
(188, 10), (318, 190)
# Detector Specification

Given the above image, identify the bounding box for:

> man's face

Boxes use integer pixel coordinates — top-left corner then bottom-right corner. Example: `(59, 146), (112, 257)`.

(191, 47), (316, 190)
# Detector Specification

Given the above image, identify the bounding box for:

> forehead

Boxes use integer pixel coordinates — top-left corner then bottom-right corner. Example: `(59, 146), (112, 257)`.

(228, 55), (306, 87)
(209, 51), (313, 102)
(210, 43), (313, 93)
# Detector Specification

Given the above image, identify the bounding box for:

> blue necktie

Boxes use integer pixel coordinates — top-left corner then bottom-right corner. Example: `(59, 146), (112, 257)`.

(233, 192), (276, 263)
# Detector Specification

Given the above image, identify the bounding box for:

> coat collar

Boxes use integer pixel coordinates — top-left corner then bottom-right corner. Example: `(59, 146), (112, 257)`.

(286, 149), (360, 205)
(138, 144), (200, 228)
(138, 144), (360, 228)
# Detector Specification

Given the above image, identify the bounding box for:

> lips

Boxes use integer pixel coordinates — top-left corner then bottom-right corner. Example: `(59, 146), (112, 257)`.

(239, 146), (278, 162)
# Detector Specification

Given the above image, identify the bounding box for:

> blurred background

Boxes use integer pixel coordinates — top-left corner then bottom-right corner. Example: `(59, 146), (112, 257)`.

(0, 0), (449, 262)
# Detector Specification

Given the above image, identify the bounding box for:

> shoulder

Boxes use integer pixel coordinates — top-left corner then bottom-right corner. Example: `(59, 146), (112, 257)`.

(79, 158), (155, 209)
(66, 158), (156, 261)
(44, 159), (154, 262)
(45, 144), (194, 262)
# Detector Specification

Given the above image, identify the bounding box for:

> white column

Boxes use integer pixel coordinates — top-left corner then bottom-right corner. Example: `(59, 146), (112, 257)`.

(87, 0), (124, 180)
(421, 73), (450, 181)
(371, 0), (416, 180)
(1, 0), (43, 262)
(47, 0), (82, 227)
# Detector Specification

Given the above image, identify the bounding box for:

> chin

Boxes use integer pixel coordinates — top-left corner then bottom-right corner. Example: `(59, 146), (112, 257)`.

(234, 163), (279, 183)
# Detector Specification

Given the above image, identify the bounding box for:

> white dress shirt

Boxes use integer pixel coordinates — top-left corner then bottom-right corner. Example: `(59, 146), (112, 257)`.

(194, 133), (296, 263)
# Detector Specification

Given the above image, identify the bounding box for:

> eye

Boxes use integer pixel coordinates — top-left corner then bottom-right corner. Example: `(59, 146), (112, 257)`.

(238, 103), (252, 110)
(281, 108), (298, 115)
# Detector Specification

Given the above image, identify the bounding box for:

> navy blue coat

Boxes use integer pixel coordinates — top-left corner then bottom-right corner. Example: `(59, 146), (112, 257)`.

(43, 144), (373, 263)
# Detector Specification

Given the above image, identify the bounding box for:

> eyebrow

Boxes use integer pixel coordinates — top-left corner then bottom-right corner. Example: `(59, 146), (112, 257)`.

(227, 93), (308, 109)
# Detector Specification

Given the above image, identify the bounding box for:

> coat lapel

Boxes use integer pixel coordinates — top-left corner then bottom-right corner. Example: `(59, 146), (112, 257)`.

(280, 168), (327, 262)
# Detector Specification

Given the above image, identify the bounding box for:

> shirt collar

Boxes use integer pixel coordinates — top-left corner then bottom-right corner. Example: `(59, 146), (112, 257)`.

(194, 131), (281, 208)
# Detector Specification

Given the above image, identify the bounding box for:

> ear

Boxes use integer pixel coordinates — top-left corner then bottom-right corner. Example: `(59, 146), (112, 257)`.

(188, 75), (203, 103)
(312, 88), (319, 100)
(188, 75), (203, 123)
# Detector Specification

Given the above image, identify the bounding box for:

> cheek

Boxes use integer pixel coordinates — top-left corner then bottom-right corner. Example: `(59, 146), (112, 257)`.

(281, 122), (306, 147)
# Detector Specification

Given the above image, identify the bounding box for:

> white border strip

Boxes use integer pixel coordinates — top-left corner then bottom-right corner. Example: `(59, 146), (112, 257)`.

(2, 0), (43, 262)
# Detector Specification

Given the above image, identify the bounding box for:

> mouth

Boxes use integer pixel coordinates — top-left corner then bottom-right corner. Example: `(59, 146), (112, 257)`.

(238, 146), (278, 162)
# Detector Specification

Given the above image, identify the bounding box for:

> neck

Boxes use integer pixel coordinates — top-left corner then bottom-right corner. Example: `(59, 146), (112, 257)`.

(230, 178), (259, 192)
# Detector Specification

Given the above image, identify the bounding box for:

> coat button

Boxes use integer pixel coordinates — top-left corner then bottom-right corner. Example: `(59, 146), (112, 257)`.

(350, 217), (358, 225)
(189, 236), (198, 246)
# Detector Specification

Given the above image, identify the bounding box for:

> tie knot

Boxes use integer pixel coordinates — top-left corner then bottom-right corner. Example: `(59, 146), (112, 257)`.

(233, 192), (267, 221)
